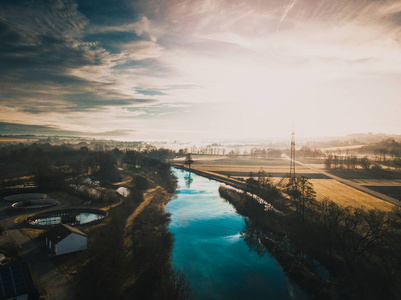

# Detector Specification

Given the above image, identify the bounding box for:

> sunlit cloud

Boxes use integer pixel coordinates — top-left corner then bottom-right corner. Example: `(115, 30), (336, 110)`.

(1, 0), (401, 140)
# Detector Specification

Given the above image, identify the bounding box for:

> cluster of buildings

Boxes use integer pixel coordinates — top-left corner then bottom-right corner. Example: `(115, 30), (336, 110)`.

(0, 224), (87, 299)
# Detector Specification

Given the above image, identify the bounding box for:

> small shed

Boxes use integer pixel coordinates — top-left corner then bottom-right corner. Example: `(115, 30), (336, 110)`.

(0, 262), (36, 300)
(46, 224), (87, 255)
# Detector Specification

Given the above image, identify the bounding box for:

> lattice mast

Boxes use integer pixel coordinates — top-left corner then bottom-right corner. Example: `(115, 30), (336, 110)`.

(289, 130), (296, 182)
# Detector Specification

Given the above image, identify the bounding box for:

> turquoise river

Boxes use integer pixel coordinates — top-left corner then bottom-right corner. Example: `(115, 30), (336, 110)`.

(165, 168), (309, 300)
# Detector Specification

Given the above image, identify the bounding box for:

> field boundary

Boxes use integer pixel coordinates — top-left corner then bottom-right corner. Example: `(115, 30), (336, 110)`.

(294, 159), (401, 207)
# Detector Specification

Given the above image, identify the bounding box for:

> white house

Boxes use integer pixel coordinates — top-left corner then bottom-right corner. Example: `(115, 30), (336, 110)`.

(46, 223), (87, 255)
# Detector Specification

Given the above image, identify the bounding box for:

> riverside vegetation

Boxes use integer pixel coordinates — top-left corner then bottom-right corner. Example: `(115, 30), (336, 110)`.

(0, 144), (190, 299)
(58, 149), (190, 299)
(2, 141), (401, 299)
(219, 170), (401, 300)
(72, 171), (190, 300)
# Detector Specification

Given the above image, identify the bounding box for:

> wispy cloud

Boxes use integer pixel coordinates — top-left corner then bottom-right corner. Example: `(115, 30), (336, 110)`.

(0, 122), (136, 137)
(89, 15), (162, 42)
(1, 0), (401, 139)
(277, 0), (297, 32)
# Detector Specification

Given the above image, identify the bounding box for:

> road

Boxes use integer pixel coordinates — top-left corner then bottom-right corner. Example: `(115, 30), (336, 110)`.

(294, 159), (401, 207)
(0, 196), (78, 300)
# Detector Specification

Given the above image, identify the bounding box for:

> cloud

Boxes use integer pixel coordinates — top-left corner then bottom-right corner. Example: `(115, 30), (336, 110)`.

(122, 40), (164, 60)
(0, 1), (103, 99)
(277, 0), (297, 32)
(0, 0), (172, 128)
(136, 89), (168, 96)
(89, 15), (161, 42)
(0, 121), (135, 137)
(2, 0), (401, 139)
(0, 122), (60, 136)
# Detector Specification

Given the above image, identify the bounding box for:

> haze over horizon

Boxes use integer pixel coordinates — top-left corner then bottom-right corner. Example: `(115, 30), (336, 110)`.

(1, 0), (401, 140)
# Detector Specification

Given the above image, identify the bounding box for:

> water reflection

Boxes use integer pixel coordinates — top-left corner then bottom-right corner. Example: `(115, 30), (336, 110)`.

(240, 218), (267, 257)
(167, 168), (309, 300)
(184, 171), (193, 188)
(29, 212), (104, 226)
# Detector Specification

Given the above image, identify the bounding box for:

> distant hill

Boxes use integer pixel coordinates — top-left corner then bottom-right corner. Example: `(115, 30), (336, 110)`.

(304, 133), (401, 149)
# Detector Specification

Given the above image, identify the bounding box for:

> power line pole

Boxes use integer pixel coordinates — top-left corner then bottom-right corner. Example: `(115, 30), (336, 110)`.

(289, 129), (296, 183)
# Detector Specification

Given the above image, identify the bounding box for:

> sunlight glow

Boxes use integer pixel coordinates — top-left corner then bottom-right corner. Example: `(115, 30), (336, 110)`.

(1, 0), (401, 140)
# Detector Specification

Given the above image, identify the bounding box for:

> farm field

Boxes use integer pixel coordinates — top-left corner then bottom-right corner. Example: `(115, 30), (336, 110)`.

(350, 178), (401, 186)
(178, 155), (398, 211)
(193, 163), (319, 177)
(310, 179), (395, 211)
(187, 156), (321, 177)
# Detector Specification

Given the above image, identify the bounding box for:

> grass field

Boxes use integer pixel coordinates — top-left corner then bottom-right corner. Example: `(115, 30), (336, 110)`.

(189, 156), (319, 178)
(310, 179), (395, 211)
(350, 179), (401, 186)
(178, 155), (397, 211)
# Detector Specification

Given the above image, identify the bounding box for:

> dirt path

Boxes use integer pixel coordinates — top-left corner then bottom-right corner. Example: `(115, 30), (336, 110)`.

(123, 186), (165, 255)
(125, 187), (163, 230)
(294, 159), (401, 207)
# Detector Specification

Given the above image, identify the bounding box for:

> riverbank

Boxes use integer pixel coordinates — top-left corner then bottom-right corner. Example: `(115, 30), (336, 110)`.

(218, 183), (401, 300)
(172, 156), (395, 211)
(53, 167), (189, 299)
(172, 164), (247, 190)
(218, 185), (335, 300)
(166, 168), (308, 300)
(261, 237), (334, 300)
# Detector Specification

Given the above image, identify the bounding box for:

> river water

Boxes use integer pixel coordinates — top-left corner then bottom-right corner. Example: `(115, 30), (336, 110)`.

(165, 169), (309, 300)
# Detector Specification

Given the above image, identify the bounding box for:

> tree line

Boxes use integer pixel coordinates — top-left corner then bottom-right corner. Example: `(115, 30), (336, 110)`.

(73, 165), (190, 299)
(324, 138), (401, 170)
(324, 154), (373, 170)
(0, 145), (180, 204)
(219, 176), (401, 299)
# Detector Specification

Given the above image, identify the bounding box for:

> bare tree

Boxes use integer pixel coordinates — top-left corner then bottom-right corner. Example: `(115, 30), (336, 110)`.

(287, 176), (316, 221)
(359, 156), (372, 170)
(324, 154), (333, 169)
(184, 153), (194, 169)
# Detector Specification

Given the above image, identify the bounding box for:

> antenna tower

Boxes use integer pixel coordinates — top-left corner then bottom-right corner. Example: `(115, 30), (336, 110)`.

(289, 129), (296, 182)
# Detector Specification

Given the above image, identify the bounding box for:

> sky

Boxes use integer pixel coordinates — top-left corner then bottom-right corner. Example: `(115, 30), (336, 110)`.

(1, 0), (401, 141)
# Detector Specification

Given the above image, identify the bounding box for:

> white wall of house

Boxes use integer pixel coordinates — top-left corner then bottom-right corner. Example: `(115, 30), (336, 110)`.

(54, 233), (87, 255)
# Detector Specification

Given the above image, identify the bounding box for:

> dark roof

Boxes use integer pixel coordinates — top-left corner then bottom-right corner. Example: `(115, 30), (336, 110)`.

(46, 223), (87, 244)
(0, 262), (36, 299)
